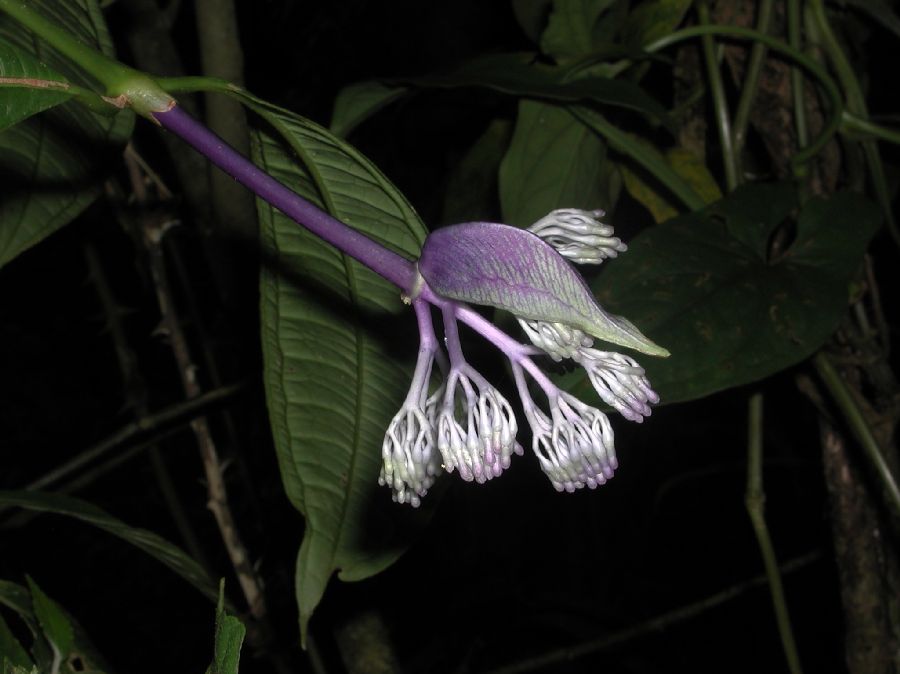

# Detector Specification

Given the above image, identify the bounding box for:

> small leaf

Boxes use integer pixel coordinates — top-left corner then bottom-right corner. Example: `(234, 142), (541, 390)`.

(418, 221), (669, 356)
(499, 100), (608, 227)
(210, 581), (244, 674)
(0, 491), (218, 603)
(0, 613), (32, 670)
(26, 578), (73, 659)
(568, 185), (880, 402)
(330, 81), (407, 138)
(0, 39), (72, 132)
(243, 97), (433, 641)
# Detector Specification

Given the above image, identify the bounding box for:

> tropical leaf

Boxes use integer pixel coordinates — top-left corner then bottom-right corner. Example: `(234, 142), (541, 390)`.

(246, 98), (431, 641)
(0, 38), (72, 131)
(563, 184), (881, 403)
(540, 0), (619, 61)
(0, 491), (218, 604)
(0, 0), (133, 269)
(499, 100), (608, 227)
(330, 80), (407, 138)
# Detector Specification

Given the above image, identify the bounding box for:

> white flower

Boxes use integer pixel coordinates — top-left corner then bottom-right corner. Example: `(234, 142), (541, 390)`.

(517, 318), (593, 362)
(575, 348), (659, 423)
(528, 208), (627, 265)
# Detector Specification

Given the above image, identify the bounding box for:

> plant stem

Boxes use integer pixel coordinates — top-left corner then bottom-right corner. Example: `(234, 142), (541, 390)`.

(152, 105), (418, 292)
(813, 352), (900, 521)
(697, 2), (739, 191)
(787, 0), (809, 149)
(645, 24), (843, 174)
(809, 0), (900, 248)
(732, 0), (774, 157)
(745, 393), (804, 674)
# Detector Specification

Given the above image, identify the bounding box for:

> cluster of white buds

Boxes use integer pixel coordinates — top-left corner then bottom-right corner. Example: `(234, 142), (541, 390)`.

(380, 208), (665, 505)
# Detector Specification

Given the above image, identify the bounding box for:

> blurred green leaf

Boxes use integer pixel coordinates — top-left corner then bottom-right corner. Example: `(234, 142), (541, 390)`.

(208, 581), (244, 674)
(2, 661), (37, 674)
(564, 185), (880, 403)
(26, 578), (73, 660)
(0, 38), (73, 131)
(540, 0), (618, 61)
(499, 100), (608, 227)
(0, 491), (218, 604)
(621, 146), (722, 222)
(511, 0), (552, 42)
(0, 614), (32, 670)
(402, 52), (672, 127)
(330, 80), (407, 138)
(246, 99), (432, 642)
(0, 0), (133, 269)
(621, 0), (692, 47)
(442, 118), (511, 223)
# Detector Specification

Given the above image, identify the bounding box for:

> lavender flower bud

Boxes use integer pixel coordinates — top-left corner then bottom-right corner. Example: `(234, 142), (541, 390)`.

(575, 348), (660, 423)
(379, 405), (441, 507)
(528, 208), (627, 265)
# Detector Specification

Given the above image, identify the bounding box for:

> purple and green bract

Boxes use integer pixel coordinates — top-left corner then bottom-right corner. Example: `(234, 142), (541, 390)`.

(418, 222), (669, 358)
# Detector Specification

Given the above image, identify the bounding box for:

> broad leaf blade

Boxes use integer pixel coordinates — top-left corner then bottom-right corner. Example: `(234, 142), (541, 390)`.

(0, 0), (133, 269)
(0, 39), (72, 131)
(247, 100), (429, 640)
(499, 100), (608, 227)
(0, 491), (218, 603)
(566, 185), (880, 402)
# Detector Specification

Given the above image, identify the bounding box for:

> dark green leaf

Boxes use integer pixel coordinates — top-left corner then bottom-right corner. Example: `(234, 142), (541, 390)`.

(621, 0), (692, 47)
(26, 578), (73, 659)
(0, 614), (32, 670)
(0, 0), (133, 269)
(511, 0), (552, 42)
(330, 81), (407, 138)
(566, 185), (880, 403)
(246, 99), (432, 641)
(499, 100), (608, 227)
(442, 118), (511, 223)
(399, 52), (672, 127)
(540, 0), (618, 61)
(0, 491), (218, 603)
(0, 38), (73, 131)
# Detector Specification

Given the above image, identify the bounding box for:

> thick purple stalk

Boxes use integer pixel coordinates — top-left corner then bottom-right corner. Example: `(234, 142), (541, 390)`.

(152, 104), (418, 291)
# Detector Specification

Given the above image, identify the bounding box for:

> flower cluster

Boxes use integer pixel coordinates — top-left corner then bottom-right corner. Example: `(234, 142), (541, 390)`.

(379, 209), (667, 505)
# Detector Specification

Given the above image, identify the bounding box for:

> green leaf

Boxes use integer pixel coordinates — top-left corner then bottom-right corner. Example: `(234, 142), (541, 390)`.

(499, 100), (608, 227)
(442, 118), (512, 224)
(511, 0), (553, 42)
(0, 614), (32, 670)
(0, 491), (218, 603)
(246, 99), (431, 641)
(402, 52), (672, 127)
(330, 81), (407, 138)
(621, 0), (692, 47)
(25, 578), (73, 659)
(2, 661), (37, 674)
(0, 0), (133, 269)
(0, 38), (73, 131)
(209, 581), (244, 674)
(566, 185), (880, 403)
(620, 146), (722, 222)
(540, 0), (618, 61)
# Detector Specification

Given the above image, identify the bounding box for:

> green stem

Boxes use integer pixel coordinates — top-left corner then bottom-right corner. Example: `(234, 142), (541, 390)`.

(813, 353), (900, 521)
(645, 24), (843, 175)
(745, 393), (804, 674)
(808, 0), (900, 249)
(0, 0), (172, 114)
(843, 113), (900, 145)
(732, 0), (775, 157)
(697, 3), (739, 191)
(787, 0), (809, 148)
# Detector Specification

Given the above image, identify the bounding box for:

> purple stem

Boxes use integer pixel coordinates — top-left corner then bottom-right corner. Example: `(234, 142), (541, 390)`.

(152, 104), (418, 292)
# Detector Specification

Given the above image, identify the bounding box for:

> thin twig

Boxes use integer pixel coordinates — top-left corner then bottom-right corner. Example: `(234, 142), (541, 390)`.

(484, 551), (820, 674)
(813, 352), (900, 521)
(732, 0), (774, 157)
(745, 392), (804, 674)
